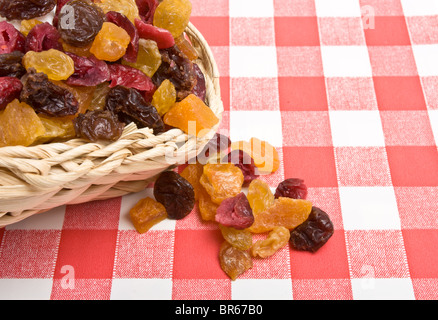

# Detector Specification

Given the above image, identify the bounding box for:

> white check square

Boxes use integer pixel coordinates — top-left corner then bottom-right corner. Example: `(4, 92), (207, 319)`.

(231, 279), (293, 300)
(412, 44), (438, 76)
(321, 46), (372, 77)
(111, 279), (172, 300)
(351, 278), (415, 300)
(229, 0), (274, 17)
(329, 110), (385, 147)
(0, 279), (53, 300)
(230, 111), (283, 147)
(230, 46), (278, 78)
(400, 0), (438, 16)
(315, 0), (362, 17)
(339, 187), (401, 230)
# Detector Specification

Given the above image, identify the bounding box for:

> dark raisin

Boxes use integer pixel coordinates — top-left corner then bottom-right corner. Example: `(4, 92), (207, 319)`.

(58, 0), (105, 47)
(65, 52), (110, 86)
(0, 77), (23, 110)
(105, 85), (165, 134)
(20, 68), (79, 117)
(0, 52), (26, 78)
(192, 63), (206, 102)
(274, 178), (308, 200)
(0, 0), (56, 21)
(0, 21), (25, 54)
(215, 192), (254, 230)
(290, 206), (334, 253)
(74, 110), (125, 142)
(153, 170), (195, 220)
(223, 150), (259, 186)
(25, 22), (62, 52)
(106, 11), (139, 63)
(152, 45), (197, 101)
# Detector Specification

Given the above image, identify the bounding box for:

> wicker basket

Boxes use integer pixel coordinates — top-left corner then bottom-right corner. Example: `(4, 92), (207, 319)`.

(0, 22), (223, 228)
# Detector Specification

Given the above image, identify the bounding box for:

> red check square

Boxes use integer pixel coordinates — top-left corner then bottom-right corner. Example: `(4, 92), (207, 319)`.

(373, 76), (427, 111)
(283, 146), (338, 187)
(231, 17), (275, 46)
(368, 46), (418, 76)
(51, 279), (112, 300)
(173, 229), (227, 279)
(359, 0), (404, 16)
(277, 46), (324, 76)
(278, 77), (328, 111)
(275, 17), (320, 46)
(172, 279), (231, 300)
(290, 230), (349, 279)
(274, 0), (317, 16)
(189, 17), (229, 46)
(364, 16), (411, 46)
(406, 16), (438, 45)
(292, 279), (353, 300)
(326, 77), (378, 111)
(421, 76), (438, 110)
(386, 146), (438, 186)
(53, 229), (117, 279)
(318, 17), (365, 46)
(403, 229), (438, 278)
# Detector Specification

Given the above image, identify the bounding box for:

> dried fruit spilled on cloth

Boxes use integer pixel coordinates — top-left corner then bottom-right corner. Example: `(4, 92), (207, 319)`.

(215, 192), (254, 230)
(290, 206), (334, 253)
(130, 197), (168, 233)
(153, 170), (195, 220)
(219, 241), (252, 281)
(274, 178), (308, 200)
(219, 225), (253, 251)
(199, 163), (244, 205)
(250, 226), (290, 258)
(248, 197), (313, 234)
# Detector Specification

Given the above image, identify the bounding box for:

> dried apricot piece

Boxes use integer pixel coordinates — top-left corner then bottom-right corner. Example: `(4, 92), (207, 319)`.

(199, 163), (244, 205)
(180, 163), (204, 201)
(247, 179), (275, 215)
(248, 197), (313, 234)
(0, 99), (45, 147)
(129, 197), (167, 233)
(250, 226), (290, 258)
(90, 22), (131, 62)
(197, 185), (219, 221)
(163, 94), (219, 137)
(219, 241), (252, 281)
(174, 34), (198, 61)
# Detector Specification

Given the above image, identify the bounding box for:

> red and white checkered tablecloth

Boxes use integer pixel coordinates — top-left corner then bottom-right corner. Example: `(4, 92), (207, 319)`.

(1, 0), (438, 300)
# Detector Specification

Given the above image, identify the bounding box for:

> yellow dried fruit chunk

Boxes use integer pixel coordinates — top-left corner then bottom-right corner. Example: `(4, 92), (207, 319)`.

(96, 0), (139, 23)
(20, 19), (42, 36)
(22, 49), (75, 81)
(151, 79), (176, 116)
(248, 197), (313, 233)
(153, 0), (192, 38)
(247, 179), (275, 215)
(123, 39), (162, 78)
(250, 227), (290, 258)
(0, 100), (45, 147)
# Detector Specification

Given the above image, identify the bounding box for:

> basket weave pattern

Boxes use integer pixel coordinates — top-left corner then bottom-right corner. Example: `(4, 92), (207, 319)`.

(0, 23), (223, 227)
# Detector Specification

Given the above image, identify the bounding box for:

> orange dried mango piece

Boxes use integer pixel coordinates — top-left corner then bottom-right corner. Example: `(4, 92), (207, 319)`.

(231, 138), (280, 174)
(129, 197), (168, 233)
(163, 94), (219, 137)
(248, 197), (313, 233)
(0, 100), (45, 147)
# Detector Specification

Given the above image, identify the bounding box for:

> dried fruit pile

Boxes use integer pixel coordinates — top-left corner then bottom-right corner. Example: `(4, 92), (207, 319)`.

(130, 134), (334, 280)
(0, 0), (219, 147)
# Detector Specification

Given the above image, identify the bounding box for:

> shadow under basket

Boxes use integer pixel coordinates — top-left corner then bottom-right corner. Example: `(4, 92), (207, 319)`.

(0, 22), (224, 227)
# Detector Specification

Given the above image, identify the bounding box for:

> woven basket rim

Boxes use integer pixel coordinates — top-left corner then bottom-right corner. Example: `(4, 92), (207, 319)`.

(0, 22), (224, 227)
